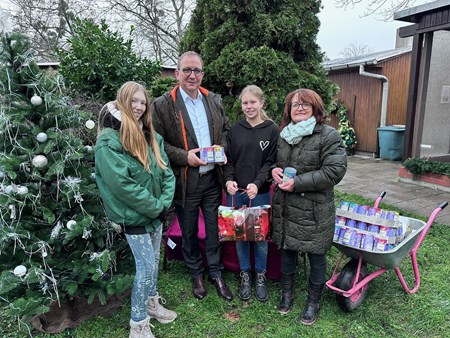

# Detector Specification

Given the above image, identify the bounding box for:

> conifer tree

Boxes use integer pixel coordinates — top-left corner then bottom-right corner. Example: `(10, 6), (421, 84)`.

(181, 0), (338, 123)
(0, 32), (132, 327)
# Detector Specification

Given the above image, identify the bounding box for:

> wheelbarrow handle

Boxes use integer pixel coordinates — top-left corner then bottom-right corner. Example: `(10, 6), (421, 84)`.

(412, 202), (447, 255)
(374, 191), (386, 209)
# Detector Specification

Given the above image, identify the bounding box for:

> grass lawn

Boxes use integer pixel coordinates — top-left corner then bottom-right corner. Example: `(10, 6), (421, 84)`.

(1, 190), (449, 338)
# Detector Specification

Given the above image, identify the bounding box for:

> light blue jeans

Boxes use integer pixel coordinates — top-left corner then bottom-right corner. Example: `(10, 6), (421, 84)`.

(226, 192), (270, 272)
(125, 224), (162, 322)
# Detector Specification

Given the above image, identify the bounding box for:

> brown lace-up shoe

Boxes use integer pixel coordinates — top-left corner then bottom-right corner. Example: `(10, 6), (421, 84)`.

(210, 277), (233, 301)
(192, 276), (207, 299)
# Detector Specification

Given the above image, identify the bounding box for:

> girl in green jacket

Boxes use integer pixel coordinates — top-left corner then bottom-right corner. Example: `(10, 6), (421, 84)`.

(95, 81), (176, 338)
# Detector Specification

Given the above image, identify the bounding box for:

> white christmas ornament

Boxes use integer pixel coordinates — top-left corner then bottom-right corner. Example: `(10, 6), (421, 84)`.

(31, 94), (43, 106)
(84, 145), (93, 153)
(66, 220), (77, 230)
(16, 186), (28, 195)
(0, 171), (5, 179)
(36, 132), (48, 143)
(85, 120), (95, 129)
(32, 155), (48, 168)
(13, 265), (27, 277)
(4, 185), (14, 194)
(9, 204), (16, 219)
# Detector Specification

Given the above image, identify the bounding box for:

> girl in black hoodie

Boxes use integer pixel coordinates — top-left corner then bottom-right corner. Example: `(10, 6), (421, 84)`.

(223, 85), (279, 302)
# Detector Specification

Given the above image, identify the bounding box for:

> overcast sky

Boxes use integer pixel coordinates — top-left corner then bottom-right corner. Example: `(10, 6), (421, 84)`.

(0, 0), (416, 61)
(317, 0), (411, 59)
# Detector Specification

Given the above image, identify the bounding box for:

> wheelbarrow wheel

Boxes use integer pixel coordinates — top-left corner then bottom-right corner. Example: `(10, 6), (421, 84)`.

(335, 259), (369, 312)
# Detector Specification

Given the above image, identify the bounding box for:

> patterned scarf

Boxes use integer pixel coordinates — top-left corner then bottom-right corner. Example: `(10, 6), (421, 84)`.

(280, 116), (316, 145)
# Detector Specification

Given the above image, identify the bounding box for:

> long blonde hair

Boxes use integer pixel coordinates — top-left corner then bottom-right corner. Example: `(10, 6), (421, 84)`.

(116, 81), (167, 171)
(239, 85), (270, 121)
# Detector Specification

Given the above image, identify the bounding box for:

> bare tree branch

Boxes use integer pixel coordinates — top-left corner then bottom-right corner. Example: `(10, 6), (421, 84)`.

(339, 42), (373, 57)
(333, 0), (420, 21)
(8, 0), (100, 60)
(102, 0), (195, 64)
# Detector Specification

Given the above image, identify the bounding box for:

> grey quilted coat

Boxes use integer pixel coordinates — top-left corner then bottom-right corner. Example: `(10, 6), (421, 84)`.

(271, 123), (347, 254)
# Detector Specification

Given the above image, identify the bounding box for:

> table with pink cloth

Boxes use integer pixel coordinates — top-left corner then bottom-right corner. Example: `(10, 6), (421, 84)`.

(164, 187), (281, 280)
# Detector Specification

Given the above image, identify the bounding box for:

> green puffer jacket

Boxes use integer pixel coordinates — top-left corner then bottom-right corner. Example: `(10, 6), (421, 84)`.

(271, 123), (347, 254)
(95, 128), (175, 233)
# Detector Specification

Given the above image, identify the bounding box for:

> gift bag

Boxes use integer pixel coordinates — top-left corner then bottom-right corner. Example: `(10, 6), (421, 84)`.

(218, 205), (271, 241)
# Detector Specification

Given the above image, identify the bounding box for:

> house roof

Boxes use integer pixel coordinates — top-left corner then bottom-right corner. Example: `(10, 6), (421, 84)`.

(322, 46), (412, 71)
(394, 0), (450, 22)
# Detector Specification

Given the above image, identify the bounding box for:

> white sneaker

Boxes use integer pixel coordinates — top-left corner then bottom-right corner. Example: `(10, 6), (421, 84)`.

(147, 293), (177, 324)
(129, 317), (154, 338)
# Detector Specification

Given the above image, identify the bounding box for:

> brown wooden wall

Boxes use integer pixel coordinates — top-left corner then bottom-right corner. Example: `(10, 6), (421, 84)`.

(380, 53), (411, 126)
(327, 53), (411, 154)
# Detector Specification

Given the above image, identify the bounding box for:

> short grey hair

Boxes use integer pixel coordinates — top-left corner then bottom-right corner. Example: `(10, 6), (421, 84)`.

(177, 51), (204, 68)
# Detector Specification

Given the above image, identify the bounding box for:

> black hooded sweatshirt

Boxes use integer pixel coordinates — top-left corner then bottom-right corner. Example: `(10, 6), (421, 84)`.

(223, 119), (279, 194)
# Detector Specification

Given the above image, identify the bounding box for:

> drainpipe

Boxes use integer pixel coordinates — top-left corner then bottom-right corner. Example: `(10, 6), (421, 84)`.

(359, 65), (389, 127)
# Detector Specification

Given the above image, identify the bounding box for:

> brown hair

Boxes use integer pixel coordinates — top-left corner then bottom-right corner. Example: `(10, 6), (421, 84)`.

(115, 81), (167, 171)
(279, 88), (325, 130)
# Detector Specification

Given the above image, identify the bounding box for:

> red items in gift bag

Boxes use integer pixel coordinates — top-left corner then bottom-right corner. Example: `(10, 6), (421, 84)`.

(218, 205), (271, 241)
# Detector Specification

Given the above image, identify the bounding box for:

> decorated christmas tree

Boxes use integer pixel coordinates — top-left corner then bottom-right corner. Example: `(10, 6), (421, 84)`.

(0, 32), (132, 330)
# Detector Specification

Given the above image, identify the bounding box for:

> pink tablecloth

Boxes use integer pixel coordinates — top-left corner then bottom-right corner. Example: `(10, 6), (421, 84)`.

(164, 211), (281, 281)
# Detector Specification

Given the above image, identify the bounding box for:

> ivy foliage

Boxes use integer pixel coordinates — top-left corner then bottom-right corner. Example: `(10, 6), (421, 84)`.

(402, 158), (450, 177)
(57, 18), (160, 102)
(180, 0), (338, 125)
(332, 99), (357, 153)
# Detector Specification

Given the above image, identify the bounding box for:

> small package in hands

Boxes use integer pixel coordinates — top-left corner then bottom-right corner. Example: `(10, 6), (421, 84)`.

(200, 146), (225, 163)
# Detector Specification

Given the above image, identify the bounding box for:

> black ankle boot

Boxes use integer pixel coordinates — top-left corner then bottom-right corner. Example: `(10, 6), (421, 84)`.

(278, 273), (295, 314)
(238, 270), (251, 300)
(255, 271), (268, 302)
(300, 280), (324, 325)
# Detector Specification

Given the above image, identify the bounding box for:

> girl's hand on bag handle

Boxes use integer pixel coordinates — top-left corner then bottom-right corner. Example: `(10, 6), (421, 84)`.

(246, 183), (258, 200)
(226, 180), (238, 195)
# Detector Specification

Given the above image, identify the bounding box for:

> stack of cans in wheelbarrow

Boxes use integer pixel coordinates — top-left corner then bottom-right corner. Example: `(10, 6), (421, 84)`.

(334, 202), (410, 252)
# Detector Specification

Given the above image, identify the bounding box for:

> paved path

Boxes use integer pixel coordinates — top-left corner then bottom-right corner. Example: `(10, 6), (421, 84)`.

(336, 156), (450, 225)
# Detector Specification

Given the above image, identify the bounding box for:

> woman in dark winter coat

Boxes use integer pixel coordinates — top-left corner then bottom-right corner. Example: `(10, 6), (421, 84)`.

(95, 81), (176, 337)
(223, 85), (279, 302)
(271, 88), (347, 325)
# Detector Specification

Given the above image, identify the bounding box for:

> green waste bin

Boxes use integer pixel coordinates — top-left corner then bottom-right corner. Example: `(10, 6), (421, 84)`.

(377, 125), (405, 161)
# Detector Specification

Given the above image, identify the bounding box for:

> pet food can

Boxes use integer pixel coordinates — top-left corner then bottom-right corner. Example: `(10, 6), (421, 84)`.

(357, 205), (369, 215)
(356, 221), (367, 231)
(340, 201), (350, 211)
(348, 203), (359, 213)
(361, 234), (374, 251)
(368, 224), (379, 234)
(333, 225), (341, 242)
(346, 219), (357, 228)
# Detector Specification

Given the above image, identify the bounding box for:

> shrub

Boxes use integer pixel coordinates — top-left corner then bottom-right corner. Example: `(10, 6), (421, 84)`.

(402, 157), (450, 177)
(58, 18), (160, 102)
(332, 99), (357, 153)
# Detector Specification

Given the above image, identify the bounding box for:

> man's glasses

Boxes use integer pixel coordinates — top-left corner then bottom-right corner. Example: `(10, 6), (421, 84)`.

(291, 102), (312, 110)
(179, 67), (204, 76)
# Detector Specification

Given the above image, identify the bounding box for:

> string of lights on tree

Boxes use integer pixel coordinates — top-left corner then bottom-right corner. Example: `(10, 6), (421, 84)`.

(0, 32), (132, 330)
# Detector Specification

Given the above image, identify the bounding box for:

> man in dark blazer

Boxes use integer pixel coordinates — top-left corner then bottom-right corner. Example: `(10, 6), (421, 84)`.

(151, 51), (232, 301)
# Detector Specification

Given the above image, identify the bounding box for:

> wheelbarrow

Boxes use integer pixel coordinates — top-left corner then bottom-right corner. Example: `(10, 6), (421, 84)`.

(325, 191), (447, 312)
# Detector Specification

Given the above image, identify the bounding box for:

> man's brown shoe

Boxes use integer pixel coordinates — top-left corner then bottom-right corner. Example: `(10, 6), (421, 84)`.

(210, 277), (233, 301)
(192, 276), (207, 299)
